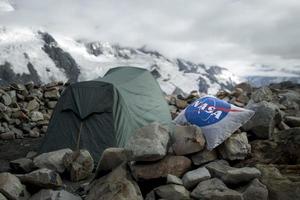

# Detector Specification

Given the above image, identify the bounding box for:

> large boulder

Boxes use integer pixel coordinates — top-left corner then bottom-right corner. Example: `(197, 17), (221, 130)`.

(205, 160), (261, 185)
(0, 173), (24, 200)
(243, 101), (281, 139)
(191, 149), (218, 166)
(171, 125), (205, 156)
(191, 178), (243, 200)
(33, 148), (72, 173)
(18, 168), (63, 189)
(130, 155), (191, 180)
(125, 122), (170, 162)
(182, 167), (211, 189)
(95, 147), (127, 178)
(256, 164), (300, 200)
(29, 189), (82, 200)
(154, 184), (190, 200)
(218, 132), (251, 160)
(63, 150), (94, 182)
(238, 178), (268, 200)
(86, 165), (143, 200)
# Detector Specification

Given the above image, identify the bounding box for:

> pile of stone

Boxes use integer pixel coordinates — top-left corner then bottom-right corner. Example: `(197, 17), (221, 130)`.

(0, 82), (66, 140)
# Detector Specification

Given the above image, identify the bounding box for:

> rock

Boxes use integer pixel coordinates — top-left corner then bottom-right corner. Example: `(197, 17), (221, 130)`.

(0, 173), (24, 200)
(238, 178), (268, 200)
(95, 148), (127, 178)
(171, 125), (205, 156)
(251, 87), (273, 103)
(26, 99), (40, 111)
(47, 101), (57, 109)
(29, 128), (40, 138)
(44, 89), (60, 100)
(182, 167), (211, 189)
(125, 122), (169, 162)
(191, 149), (218, 165)
(285, 116), (300, 127)
(175, 99), (188, 109)
(205, 160), (261, 185)
(218, 132), (251, 160)
(191, 178), (243, 200)
(26, 151), (38, 159)
(33, 148), (72, 173)
(0, 132), (15, 140)
(63, 150), (94, 182)
(235, 82), (252, 94)
(1, 93), (12, 106)
(166, 174), (183, 185)
(86, 165), (143, 200)
(145, 190), (156, 200)
(0, 193), (7, 200)
(130, 155), (191, 181)
(243, 101), (281, 139)
(154, 184), (190, 200)
(30, 111), (44, 122)
(10, 158), (34, 173)
(256, 164), (300, 200)
(29, 189), (82, 200)
(11, 128), (23, 139)
(18, 168), (63, 189)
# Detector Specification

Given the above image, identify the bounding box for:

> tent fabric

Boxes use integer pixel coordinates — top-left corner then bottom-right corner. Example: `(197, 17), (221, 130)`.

(39, 67), (172, 163)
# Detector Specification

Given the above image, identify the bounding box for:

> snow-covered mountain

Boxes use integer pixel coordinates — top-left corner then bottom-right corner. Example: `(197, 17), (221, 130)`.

(0, 27), (240, 94)
(245, 76), (300, 87)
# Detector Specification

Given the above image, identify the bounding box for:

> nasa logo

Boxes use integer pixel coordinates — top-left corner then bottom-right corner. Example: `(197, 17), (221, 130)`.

(184, 96), (231, 127)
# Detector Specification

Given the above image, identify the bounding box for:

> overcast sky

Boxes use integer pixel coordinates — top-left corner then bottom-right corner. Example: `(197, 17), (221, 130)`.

(1, 0), (300, 76)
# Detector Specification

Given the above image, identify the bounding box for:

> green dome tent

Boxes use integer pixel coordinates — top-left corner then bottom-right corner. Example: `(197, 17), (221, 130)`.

(39, 67), (172, 163)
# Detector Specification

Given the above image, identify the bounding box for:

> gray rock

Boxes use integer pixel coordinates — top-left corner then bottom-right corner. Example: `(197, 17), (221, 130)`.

(1, 93), (12, 106)
(191, 178), (243, 200)
(0, 132), (15, 140)
(166, 174), (183, 185)
(63, 150), (94, 182)
(205, 160), (261, 185)
(130, 155), (191, 181)
(154, 184), (190, 200)
(0, 173), (24, 200)
(95, 148), (127, 179)
(0, 193), (7, 200)
(44, 89), (60, 100)
(219, 132), (251, 160)
(29, 128), (40, 138)
(171, 125), (205, 156)
(26, 151), (38, 159)
(86, 165), (143, 200)
(251, 87), (273, 103)
(33, 148), (72, 173)
(239, 178), (268, 200)
(30, 111), (44, 122)
(47, 101), (57, 109)
(285, 116), (300, 127)
(243, 101), (281, 139)
(145, 190), (156, 200)
(29, 189), (82, 200)
(18, 168), (63, 189)
(191, 149), (217, 165)
(26, 99), (40, 111)
(125, 122), (169, 162)
(182, 167), (211, 189)
(10, 158), (34, 173)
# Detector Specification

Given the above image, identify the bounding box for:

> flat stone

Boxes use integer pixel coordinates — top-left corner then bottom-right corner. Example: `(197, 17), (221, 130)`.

(182, 167), (211, 189)
(86, 164), (143, 200)
(30, 111), (44, 122)
(125, 122), (169, 162)
(1, 94), (12, 106)
(191, 178), (243, 200)
(205, 160), (261, 185)
(29, 189), (82, 200)
(33, 148), (72, 173)
(26, 99), (40, 111)
(10, 158), (34, 173)
(166, 174), (183, 185)
(95, 148), (127, 179)
(191, 149), (218, 165)
(171, 125), (205, 156)
(285, 116), (300, 127)
(0, 173), (23, 200)
(154, 184), (190, 200)
(219, 132), (251, 160)
(130, 155), (191, 181)
(63, 150), (94, 182)
(18, 168), (63, 189)
(239, 178), (268, 200)
(44, 89), (60, 100)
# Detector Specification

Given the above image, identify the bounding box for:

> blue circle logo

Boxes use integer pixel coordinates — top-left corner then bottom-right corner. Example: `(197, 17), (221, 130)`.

(184, 96), (231, 127)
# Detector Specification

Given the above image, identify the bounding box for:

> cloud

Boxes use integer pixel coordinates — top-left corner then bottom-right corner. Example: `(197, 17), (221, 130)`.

(0, 0), (300, 76)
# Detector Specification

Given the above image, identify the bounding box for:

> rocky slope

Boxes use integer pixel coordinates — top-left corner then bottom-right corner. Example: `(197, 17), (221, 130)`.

(0, 27), (239, 94)
(0, 81), (299, 199)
